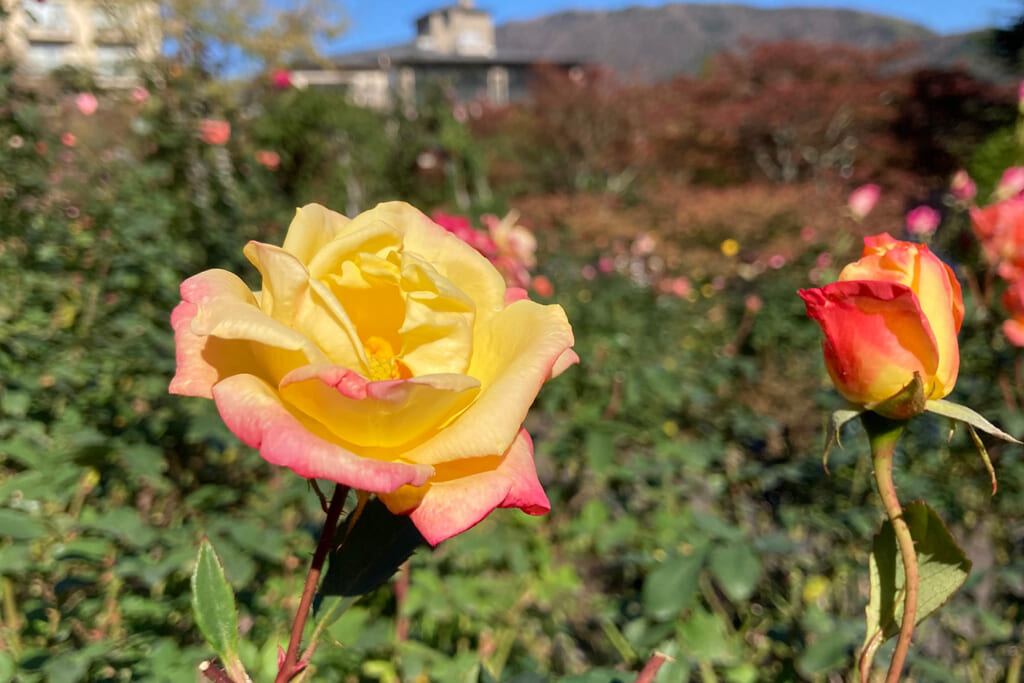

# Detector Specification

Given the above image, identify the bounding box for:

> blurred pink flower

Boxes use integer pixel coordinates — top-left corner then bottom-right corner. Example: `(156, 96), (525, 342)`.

(847, 183), (880, 220)
(271, 69), (292, 90)
(769, 254), (787, 269)
(431, 211), (498, 257)
(581, 264), (597, 280)
(60, 132), (76, 147)
(669, 276), (691, 298)
(801, 225), (818, 242)
(949, 169), (976, 202)
(130, 86), (149, 104)
(745, 294), (763, 313)
(598, 256), (614, 273)
(75, 93), (98, 116)
(906, 205), (940, 236)
(1003, 276), (1024, 346)
(254, 149), (280, 170)
(996, 167), (1024, 200)
(631, 232), (656, 256)
(531, 274), (554, 298)
(198, 119), (231, 146)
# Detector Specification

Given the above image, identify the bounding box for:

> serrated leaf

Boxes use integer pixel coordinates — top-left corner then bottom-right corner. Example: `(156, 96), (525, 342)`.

(319, 498), (426, 599)
(824, 408), (862, 472)
(925, 399), (1021, 443)
(860, 501), (971, 674)
(190, 537), (240, 660)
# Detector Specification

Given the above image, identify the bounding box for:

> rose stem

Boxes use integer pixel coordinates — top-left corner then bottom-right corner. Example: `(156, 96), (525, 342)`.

(866, 415), (917, 683)
(274, 484), (350, 683)
(634, 651), (672, 683)
(198, 660), (234, 683)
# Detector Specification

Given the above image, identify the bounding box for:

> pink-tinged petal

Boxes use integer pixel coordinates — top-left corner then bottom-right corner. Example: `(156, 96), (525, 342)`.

(403, 300), (575, 466)
(549, 348), (580, 380)
(211, 373), (434, 492)
(281, 204), (351, 266)
(505, 287), (529, 304)
(170, 301), (269, 398)
(170, 302), (219, 398)
(380, 429), (548, 545)
(180, 268), (258, 308)
(1004, 320), (1024, 347)
(800, 281), (940, 406)
(278, 364), (480, 449)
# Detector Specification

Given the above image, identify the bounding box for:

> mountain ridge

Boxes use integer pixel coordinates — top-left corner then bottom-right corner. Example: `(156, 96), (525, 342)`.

(494, 3), (1009, 82)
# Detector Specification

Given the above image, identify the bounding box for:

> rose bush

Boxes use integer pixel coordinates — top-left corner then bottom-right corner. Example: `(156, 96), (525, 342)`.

(799, 233), (963, 418)
(171, 202), (577, 544)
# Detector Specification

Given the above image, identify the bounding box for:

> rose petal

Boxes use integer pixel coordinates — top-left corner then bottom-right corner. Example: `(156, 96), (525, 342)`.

(212, 373), (434, 491)
(281, 204), (351, 266)
(380, 429), (549, 545)
(278, 365), (481, 449)
(800, 281), (941, 405)
(403, 299), (574, 465)
(244, 241), (366, 370)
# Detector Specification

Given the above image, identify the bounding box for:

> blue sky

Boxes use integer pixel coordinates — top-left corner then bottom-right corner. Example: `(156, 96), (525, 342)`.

(331, 0), (1021, 54)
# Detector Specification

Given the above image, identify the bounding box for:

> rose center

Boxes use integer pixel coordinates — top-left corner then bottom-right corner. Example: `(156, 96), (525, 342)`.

(364, 336), (407, 381)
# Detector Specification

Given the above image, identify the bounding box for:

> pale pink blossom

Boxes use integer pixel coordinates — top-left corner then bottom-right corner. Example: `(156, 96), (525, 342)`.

(598, 256), (614, 273)
(906, 205), (940, 236)
(631, 232), (656, 256)
(949, 169), (976, 202)
(75, 93), (98, 116)
(130, 86), (149, 104)
(847, 183), (880, 220)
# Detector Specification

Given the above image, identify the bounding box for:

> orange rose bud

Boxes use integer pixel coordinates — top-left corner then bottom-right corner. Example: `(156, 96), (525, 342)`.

(800, 234), (963, 418)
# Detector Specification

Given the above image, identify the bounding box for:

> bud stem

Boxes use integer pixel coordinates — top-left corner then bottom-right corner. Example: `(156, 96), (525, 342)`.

(864, 412), (916, 683)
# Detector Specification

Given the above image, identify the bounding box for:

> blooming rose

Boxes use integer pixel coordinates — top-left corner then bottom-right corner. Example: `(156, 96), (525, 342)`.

(75, 92), (98, 116)
(996, 167), (1024, 201)
(198, 118), (231, 146)
(800, 234), (963, 418)
(949, 169), (976, 202)
(171, 202), (577, 544)
(971, 196), (1024, 280)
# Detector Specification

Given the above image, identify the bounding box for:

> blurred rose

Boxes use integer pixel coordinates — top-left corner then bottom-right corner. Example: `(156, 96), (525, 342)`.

(75, 93), (98, 116)
(905, 205), (940, 236)
(581, 264), (597, 280)
(598, 256), (614, 273)
(484, 211), (537, 289)
(949, 169), (976, 202)
(1002, 277), (1024, 346)
(631, 232), (656, 256)
(847, 183), (880, 220)
(61, 132), (76, 147)
(271, 69), (292, 90)
(800, 234), (963, 418)
(971, 196), (1024, 279)
(745, 294), (763, 313)
(431, 211), (497, 257)
(255, 149), (280, 170)
(531, 274), (554, 298)
(171, 203), (576, 544)
(198, 118), (231, 146)
(130, 86), (150, 104)
(996, 167), (1024, 200)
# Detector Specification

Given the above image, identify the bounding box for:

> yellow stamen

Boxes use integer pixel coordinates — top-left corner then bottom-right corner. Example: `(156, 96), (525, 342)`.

(364, 336), (402, 381)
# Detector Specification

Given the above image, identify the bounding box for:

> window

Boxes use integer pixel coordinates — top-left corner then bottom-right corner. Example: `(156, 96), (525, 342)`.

(95, 45), (135, 76)
(487, 66), (508, 106)
(22, 1), (70, 33)
(24, 43), (69, 73)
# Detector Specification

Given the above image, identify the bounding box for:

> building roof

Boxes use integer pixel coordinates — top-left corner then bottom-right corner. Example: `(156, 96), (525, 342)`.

(318, 42), (584, 70)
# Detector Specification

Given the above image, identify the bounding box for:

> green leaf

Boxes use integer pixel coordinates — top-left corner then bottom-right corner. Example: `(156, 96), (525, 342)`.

(0, 508), (46, 540)
(925, 399), (1021, 443)
(642, 548), (707, 621)
(709, 543), (761, 603)
(190, 537), (240, 661)
(319, 497), (426, 599)
(798, 630), (856, 677)
(860, 501), (971, 669)
(824, 408), (862, 472)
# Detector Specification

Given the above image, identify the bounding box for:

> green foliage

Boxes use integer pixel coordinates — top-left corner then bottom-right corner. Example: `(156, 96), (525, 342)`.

(191, 538), (241, 663)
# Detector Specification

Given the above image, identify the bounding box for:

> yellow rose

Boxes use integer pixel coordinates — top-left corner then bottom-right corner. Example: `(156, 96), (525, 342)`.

(171, 202), (577, 544)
